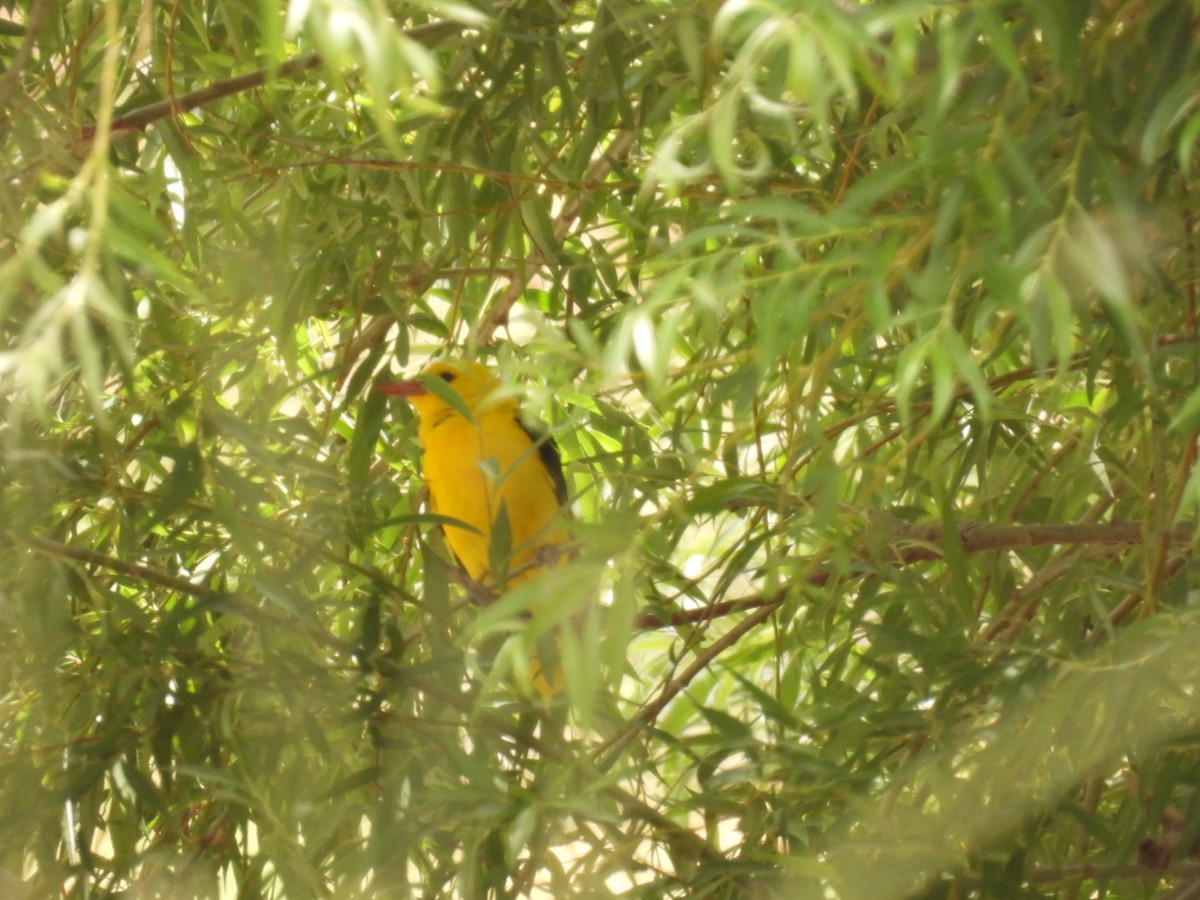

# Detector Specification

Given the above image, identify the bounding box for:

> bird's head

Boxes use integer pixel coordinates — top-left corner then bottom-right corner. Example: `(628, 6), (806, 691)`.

(376, 359), (504, 422)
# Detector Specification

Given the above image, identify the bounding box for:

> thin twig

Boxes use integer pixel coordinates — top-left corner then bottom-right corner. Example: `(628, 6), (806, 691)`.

(477, 130), (638, 342)
(596, 597), (785, 771)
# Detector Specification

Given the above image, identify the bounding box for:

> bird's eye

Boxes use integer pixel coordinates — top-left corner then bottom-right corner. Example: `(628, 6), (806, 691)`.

(439, 372), (456, 383)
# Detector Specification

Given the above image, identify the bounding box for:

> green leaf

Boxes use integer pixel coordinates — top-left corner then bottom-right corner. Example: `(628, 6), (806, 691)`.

(487, 498), (513, 585)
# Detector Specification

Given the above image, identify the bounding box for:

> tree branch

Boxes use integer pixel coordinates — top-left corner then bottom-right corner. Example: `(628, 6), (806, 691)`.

(889, 519), (1194, 564)
(77, 53), (324, 140)
(75, 18), (464, 141)
(17, 534), (224, 601)
(634, 519), (1196, 630)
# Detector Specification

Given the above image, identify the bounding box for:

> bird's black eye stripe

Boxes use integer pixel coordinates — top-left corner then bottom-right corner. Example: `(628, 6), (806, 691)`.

(438, 372), (456, 383)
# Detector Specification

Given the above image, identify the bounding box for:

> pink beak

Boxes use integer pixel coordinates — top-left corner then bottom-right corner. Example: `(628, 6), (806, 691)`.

(375, 379), (427, 398)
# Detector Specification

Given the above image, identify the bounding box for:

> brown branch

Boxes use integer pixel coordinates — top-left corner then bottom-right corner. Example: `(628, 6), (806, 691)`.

(635, 588), (800, 630)
(890, 520), (1194, 565)
(77, 53), (324, 140)
(74, 18), (465, 142)
(17, 534), (224, 602)
(981, 495), (1116, 644)
(635, 520), (1196, 631)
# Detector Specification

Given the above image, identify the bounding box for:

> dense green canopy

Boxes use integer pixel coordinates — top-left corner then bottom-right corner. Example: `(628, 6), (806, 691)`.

(2, 0), (1199, 896)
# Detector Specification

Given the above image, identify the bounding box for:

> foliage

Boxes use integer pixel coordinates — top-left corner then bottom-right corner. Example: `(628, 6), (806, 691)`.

(2, 0), (1199, 897)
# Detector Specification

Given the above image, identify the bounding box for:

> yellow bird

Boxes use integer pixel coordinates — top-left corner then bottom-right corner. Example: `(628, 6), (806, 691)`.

(377, 359), (571, 694)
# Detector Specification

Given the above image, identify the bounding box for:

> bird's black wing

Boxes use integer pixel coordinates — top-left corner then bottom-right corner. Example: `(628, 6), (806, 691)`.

(518, 419), (569, 508)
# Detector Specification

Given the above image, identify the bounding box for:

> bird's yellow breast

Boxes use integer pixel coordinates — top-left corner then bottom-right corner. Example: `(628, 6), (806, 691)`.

(419, 406), (566, 585)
